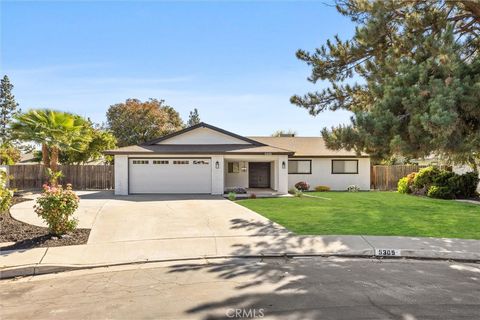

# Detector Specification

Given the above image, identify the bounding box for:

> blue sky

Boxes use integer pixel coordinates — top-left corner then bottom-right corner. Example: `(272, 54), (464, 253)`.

(1, 0), (354, 136)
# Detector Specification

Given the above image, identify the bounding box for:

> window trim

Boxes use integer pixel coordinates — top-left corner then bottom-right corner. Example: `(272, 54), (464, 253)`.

(288, 160), (312, 175)
(331, 159), (359, 174)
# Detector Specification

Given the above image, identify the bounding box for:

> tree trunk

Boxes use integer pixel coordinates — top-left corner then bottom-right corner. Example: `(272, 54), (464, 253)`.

(49, 146), (59, 172)
(42, 144), (50, 168)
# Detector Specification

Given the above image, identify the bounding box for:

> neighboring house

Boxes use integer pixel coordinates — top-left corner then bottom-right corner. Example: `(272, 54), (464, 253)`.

(105, 122), (370, 195)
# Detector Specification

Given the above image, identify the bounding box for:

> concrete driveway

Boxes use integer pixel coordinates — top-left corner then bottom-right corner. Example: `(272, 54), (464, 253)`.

(11, 191), (289, 244)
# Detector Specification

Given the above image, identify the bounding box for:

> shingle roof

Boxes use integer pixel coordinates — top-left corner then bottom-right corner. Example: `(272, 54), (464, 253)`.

(248, 136), (367, 157)
(104, 144), (294, 155)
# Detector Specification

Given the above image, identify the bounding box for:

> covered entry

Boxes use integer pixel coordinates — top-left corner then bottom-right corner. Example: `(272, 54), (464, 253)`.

(128, 158), (212, 194)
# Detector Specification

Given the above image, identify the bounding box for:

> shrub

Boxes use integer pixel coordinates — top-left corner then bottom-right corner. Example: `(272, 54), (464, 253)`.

(347, 185), (360, 192)
(249, 193), (257, 199)
(315, 185), (330, 192)
(288, 187), (298, 195)
(427, 185), (454, 199)
(34, 184), (79, 235)
(0, 171), (14, 213)
(294, 181), (310, 191)
(449, 172), (479, 198)
(293, 189), (303, 197)
(227, 192), (236, 201)
(413, 166), (441, 191)
(397, 177), (410, 194)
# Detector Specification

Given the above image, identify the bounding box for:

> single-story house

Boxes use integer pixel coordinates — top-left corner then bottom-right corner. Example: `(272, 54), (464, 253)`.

(105, 122), (370, 195)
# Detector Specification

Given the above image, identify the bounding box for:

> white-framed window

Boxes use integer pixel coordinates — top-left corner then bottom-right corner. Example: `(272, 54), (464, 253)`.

(193, 160), (209, 165)
(331, 160), (359, 174)
(132, 160), (149, 165)
(288, 160), (311, 174)
(228, 162), (240, 173)
(153, 160), (169, 165)
(173, 160), (189, 165)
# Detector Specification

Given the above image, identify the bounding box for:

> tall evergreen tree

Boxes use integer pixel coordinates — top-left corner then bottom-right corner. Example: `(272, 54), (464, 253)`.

(0, 75), (19, 143)
(187, 108), (201, 127)
(291, 1), (480, 170)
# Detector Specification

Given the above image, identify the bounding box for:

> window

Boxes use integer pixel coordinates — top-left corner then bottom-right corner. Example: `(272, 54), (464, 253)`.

(173, 160), (189, 165)
(288, 160), (311, 174)
(228, 162), (240, 173)
(132, 160), (149, 165)
(153, 160), (169, 165)
(332, 160), (358, 174)
(193, 160), (209, 165)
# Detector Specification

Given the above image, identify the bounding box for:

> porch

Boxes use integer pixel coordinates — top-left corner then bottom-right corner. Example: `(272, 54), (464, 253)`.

(222, 155), (289, 195)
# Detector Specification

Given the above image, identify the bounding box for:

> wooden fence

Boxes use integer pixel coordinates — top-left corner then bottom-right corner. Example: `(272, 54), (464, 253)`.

(7, 164), (114, 190)
(371, 164), (450, 190)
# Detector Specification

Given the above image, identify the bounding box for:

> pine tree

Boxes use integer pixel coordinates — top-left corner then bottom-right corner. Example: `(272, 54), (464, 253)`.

(187, 108), (201, 127)
(291, 1), (480, 170)
(0, 75), (19, 143)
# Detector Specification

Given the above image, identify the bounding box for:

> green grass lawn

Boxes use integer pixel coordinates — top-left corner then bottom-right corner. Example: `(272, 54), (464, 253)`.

(237, 192), (480, 239)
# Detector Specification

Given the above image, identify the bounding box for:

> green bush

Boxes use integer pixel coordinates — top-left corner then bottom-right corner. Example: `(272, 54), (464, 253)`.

(427, 186), (454, 199)
(315, 185), (331, 192)
(397, 177), (410, 194)
(449, 172), (479, 198)
(0, 171), (14, 213)
(288, 187), (298, 195)
(34, 184), (79, 235)
(413, 166), (441, 191)
(227, 192), (236, 201)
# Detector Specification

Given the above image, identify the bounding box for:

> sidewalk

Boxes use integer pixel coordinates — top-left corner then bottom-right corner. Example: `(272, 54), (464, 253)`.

(1, 235), (479, 278)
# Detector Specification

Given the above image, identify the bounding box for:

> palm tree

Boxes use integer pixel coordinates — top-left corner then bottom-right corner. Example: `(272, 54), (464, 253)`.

(11, 109), (90, 171)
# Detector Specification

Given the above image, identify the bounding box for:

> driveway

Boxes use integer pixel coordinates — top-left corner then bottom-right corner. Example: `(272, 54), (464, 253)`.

(10, 191), (289, 244)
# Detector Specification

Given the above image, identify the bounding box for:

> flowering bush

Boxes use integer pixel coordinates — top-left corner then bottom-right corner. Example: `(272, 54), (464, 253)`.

(0, 170), (14, 213)
(347, 185), (360, 192)
(34, 183), (79, 235)
(294, 181), (310, 191)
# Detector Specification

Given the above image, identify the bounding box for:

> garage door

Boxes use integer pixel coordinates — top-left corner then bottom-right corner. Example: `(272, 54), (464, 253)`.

(129, 158), (212, 194)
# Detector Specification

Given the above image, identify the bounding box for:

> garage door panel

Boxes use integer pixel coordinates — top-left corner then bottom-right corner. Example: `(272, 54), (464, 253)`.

(129, 158), (212, 194)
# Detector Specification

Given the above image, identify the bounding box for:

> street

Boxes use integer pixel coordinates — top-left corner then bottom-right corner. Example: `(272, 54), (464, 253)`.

(1, 257), (479, 320)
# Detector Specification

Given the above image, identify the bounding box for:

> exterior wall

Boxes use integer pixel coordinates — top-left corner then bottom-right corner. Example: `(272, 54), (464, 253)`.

(277, 155), (289, 194)
(114, 155), (129, 195)
(211, 155), (224, 194)
(157, 127), (249, 145)
(288, 157), (370, 191)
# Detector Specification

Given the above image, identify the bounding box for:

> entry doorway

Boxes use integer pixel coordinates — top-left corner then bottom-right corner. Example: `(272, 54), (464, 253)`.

(248, 162), (271, 188)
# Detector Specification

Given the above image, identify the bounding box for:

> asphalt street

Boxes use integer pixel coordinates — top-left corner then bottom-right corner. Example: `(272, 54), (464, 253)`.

(1, 257), (479, 320)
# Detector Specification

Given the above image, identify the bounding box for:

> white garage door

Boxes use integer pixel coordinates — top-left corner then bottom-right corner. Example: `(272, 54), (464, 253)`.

(129, 158), (212, 194)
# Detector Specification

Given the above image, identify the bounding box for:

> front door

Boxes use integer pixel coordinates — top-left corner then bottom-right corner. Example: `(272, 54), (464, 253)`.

(249, 162), (271, 188)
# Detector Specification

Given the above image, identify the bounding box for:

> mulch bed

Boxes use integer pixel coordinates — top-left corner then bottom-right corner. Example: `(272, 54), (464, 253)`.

(0, 197), (90, 251)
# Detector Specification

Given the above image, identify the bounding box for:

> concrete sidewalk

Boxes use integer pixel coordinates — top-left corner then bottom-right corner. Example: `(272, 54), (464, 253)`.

(1, 235), (479, 278)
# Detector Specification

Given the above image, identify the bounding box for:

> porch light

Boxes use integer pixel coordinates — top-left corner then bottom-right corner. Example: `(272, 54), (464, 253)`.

(241, 162), (247, 172)
(215, 161), (220, 169)
(282, 161), (286, 169)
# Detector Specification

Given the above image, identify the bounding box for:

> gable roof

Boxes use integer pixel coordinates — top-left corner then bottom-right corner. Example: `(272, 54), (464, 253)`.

(142, 122), (265, 146)
(248, 136), (368, 157)
(104, 144), (294, 155)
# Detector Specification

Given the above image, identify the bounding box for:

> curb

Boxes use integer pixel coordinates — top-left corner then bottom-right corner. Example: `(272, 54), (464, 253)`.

(2, 251), (479, 280)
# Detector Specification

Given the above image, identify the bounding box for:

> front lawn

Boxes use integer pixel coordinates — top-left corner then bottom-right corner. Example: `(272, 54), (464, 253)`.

(237, 192), (480, 239)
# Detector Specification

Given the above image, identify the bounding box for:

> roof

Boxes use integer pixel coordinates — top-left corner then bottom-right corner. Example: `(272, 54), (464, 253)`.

(104, 122), (367, 157)
(104, 144), (294, 155)
(142, 122), (264, 146)
(248, 136), (367, 157)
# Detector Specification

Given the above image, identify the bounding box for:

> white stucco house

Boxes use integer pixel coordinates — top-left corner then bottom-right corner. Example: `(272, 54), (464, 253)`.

(105, 122), (371, 195)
